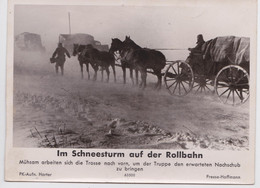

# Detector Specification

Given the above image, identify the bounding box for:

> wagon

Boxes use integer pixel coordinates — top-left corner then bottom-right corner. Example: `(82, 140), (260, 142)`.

(163, 36), (250, 106)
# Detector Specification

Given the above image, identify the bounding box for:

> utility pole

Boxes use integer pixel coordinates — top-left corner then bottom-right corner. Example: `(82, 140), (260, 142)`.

(68, 12), (71, 34)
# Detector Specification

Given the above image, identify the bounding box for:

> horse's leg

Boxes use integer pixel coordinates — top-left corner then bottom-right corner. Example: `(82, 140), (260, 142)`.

(101, 67), (104, 82)
(154, 70), (162, 90)
(94, 66), (98, 81)
(122, 65), (126, 84)
(138, 69), (144, 88)
(142, 70), (147, 89)
(94, 69), (97, 81)
(92, 63), (98, 81)
(80, 61), (83, 79)
(152, 70), (159, 89)
(86, 62), (90, 80)
(129, 68), (134, 85)
(135, 69), (139, 85)
(158, 73), (162, 90)
(139, 67), (147, 89)
(105, 66), (110, 83)
(112, 64), (116, 83)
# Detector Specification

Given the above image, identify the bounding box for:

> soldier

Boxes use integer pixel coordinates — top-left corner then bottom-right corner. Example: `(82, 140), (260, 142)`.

(187, 34), (206, 75)
(51, 43), (70, 75)
(188, 34), (205, 54)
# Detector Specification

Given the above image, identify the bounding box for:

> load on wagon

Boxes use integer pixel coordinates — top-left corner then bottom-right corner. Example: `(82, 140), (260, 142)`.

(59, 33), (109, 54)
(164, 36), (250, 105)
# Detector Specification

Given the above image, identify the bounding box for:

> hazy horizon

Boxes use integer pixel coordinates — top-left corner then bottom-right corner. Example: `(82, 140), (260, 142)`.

(14, 2), (256, 60)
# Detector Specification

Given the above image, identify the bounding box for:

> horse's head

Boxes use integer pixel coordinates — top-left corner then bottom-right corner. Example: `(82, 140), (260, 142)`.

(73, 44), (79, 56)
(109, 38), (123, 53)
(123, 36), (141, 49)
(124, 36), (132, 44)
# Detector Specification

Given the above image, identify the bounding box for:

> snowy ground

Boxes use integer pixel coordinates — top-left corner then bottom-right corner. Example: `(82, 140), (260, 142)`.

(13, 50), (249, 150)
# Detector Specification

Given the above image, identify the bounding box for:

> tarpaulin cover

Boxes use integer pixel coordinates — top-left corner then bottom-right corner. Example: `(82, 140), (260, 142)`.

(59, 33), (109, 53)
(202, 36), (250, 65)
(15, 32), (45, 52)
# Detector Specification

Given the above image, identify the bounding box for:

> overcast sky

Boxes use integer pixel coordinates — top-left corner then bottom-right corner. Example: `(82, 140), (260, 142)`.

(14, 1), (256, 59)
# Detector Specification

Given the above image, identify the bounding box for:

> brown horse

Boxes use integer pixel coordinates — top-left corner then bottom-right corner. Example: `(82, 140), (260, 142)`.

(73, 44), (98, 79)
(109, 38), (138, 85)
(122, 36), (166, 89)
(77, 44), (116, 82)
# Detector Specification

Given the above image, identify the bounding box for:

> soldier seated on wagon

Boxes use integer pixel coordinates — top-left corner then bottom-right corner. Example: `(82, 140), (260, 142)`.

(188, 34), (205, 55)
(187, 34), (206, 75)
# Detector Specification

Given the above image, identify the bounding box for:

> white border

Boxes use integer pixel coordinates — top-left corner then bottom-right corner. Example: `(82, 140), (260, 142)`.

(1, 0), (259, 187)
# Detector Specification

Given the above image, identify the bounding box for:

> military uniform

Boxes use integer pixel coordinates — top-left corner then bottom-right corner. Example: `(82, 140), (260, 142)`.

(188, 34), (205, 54)
(52, 43), (70, 75)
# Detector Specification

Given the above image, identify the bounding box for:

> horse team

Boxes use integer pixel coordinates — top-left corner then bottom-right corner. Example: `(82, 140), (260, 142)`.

(71, 36), (166, 89)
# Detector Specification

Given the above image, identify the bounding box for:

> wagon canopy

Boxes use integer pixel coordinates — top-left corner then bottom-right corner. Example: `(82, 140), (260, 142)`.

(15, 32), (46, 52)
(202, 36), (250, 65)
(59, 33), (109, 54)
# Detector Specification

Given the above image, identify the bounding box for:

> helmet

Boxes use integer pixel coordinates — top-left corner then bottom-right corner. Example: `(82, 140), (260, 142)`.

(197, 34), (205, 43)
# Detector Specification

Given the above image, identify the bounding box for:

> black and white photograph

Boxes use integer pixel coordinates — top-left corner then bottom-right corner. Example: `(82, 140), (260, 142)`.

(5, 0), (257, 184)
(12, 2), (252, 150)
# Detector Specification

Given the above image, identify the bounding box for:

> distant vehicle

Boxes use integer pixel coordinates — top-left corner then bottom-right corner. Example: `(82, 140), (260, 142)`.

(15, 32), (46, 52)
(59, 33), (109, 54)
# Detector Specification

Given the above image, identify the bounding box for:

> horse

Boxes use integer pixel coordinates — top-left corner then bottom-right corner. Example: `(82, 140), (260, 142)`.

(109, 38), (138, 85)
(122, 36), (166, 89)
(73, 44), (98, 79)
(77, 44), (116, 83)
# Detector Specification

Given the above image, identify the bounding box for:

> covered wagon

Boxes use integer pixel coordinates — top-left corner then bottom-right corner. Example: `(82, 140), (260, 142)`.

(164, 36), (250, 105)
(59, 33), (109, 54)
(15, 32), (46, 52)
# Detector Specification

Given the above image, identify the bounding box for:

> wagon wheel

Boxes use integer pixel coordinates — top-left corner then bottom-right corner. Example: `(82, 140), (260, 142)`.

(164, 60), (194, 96)
(193, 75), (214, 94)
(214, 65), (249, 105)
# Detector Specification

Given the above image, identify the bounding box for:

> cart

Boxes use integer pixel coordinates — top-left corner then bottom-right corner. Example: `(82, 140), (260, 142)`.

(163, 36), (250, 106)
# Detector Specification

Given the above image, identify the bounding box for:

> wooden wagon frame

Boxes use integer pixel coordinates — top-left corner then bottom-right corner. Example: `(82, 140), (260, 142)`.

(163, 59), (249, 106)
